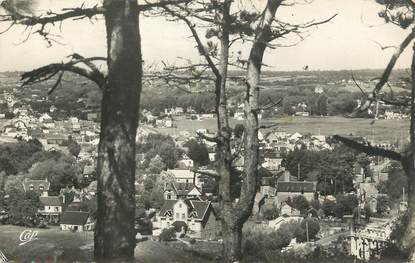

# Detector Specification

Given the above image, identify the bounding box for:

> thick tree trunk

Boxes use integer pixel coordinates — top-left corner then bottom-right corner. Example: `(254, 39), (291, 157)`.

(94, 0), (141, 261)
(222, 225), (243, 261)
(217, 2), (282, 262)
(403, 43), (415, 262)
(215, 0), (237, 260)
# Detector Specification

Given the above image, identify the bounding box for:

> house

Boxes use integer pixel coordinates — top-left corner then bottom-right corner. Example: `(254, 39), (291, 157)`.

(163, 182), (202, 200)
(262, 150), (283, 170)
(177, 154), (194, 169)
(234, 110), (244, 120)
(45, 134), (67, 145)
(38, 196), (63, 224)
(153, 199), (220, 240)
(22, 179), (50, 197)
(358, 182), (380, 213)
(83, 164), (95, 179)
(39, 113), (52, 123)
(60, 211), (94, 232)
(87, 112), (99, 122)
(289, 132), (303, 142)
(166, 169), (203, 187)
(275, 181), (317, 206)
(208, 152), (216, 162)
(280, 204), (301, 217)
(83, 181), (97, 197)
(2, 125), (18, 137)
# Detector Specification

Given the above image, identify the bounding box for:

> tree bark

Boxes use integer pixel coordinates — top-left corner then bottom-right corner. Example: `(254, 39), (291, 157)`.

(219, 2), (282, 262)
(214, 1), (239, 262)
(94, 0), (141, 261)
(403, 43), (415, 262)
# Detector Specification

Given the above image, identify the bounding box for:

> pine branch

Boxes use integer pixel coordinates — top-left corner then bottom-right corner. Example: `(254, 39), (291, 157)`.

(332, 135), (402, 161)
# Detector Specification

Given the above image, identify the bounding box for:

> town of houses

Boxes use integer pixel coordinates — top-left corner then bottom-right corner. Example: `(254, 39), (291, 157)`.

(0, 89), (407, 262)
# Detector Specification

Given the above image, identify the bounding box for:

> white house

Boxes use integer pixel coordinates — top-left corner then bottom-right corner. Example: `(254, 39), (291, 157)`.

(38, 196), (63, 224)
(153, 199), (220, 240)
(177, 154), (194, 168)
(60, 211), (94, 232)
(166, 169), (203, 188)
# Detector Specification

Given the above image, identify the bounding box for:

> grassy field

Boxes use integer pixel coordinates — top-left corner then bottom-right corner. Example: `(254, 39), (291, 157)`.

(0, 225), (215, 263)
(157, 116), (409, 144)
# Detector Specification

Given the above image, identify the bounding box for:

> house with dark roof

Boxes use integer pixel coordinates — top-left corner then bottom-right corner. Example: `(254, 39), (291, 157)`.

(22, 178), (50, 197)
(38, 196), (64, 224)
(275, 181), (317, 206)
(153, 199), (220, 240)
(163, 182), (202, 200)
(45, 134), (67, 145)
(60, 211), (94, 232)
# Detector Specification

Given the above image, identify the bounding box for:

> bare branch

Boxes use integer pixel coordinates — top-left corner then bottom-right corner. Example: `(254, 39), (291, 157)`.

(231, 135), (245, 161)
(351, 27), (415, 116)
(260, 97), (282, 111)
(21, 54), (106, 91)
(162, 5), (221, 78)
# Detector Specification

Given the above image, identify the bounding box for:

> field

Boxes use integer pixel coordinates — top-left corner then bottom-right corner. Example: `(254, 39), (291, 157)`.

(157, 116), (409, 144)
(0, 225), (214, 263)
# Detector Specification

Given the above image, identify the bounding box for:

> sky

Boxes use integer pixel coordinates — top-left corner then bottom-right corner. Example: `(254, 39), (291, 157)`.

(0, 0), (413, 72)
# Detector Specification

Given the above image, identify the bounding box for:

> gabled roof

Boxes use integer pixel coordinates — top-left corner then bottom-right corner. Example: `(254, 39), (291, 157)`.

(173, 182), (200, 196)
(159, 200), (178, 216)
(190, 200), (210, 221)
(60, 211), (90, 225)
(40, 196), (62, 206)
(276, 181), (316, 193)
(22, 179), (50, 192)
(158, 199), (213, 223)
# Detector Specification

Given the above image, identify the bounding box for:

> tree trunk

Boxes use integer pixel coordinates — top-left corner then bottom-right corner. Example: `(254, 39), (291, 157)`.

(222, 225), (243, 262)
(94, 0), (141, 261)
(218, 2), (282, 262)
(403, 43), (415, 262)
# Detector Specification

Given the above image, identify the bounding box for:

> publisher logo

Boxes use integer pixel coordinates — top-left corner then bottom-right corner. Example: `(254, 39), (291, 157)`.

(19, 229), (39, 246)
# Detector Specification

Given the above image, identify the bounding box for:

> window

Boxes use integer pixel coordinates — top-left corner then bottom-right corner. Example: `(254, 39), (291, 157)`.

(167, 194), (171, 200)
(29, 185), (34, 190)
(179, 203), (182, 208)
(181, 213), (185, 219)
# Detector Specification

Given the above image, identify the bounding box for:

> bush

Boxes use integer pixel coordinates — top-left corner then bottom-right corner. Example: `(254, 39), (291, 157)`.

(159, 228), (176, 242)
(243, 223), (297, 260)
(189, 238), (196, 244)
(261, 202), (279, 221)
(322, 199), (335, 217)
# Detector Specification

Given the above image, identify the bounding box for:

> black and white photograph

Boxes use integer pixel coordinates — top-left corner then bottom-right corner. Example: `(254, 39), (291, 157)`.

(0, 0), (414, 262)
